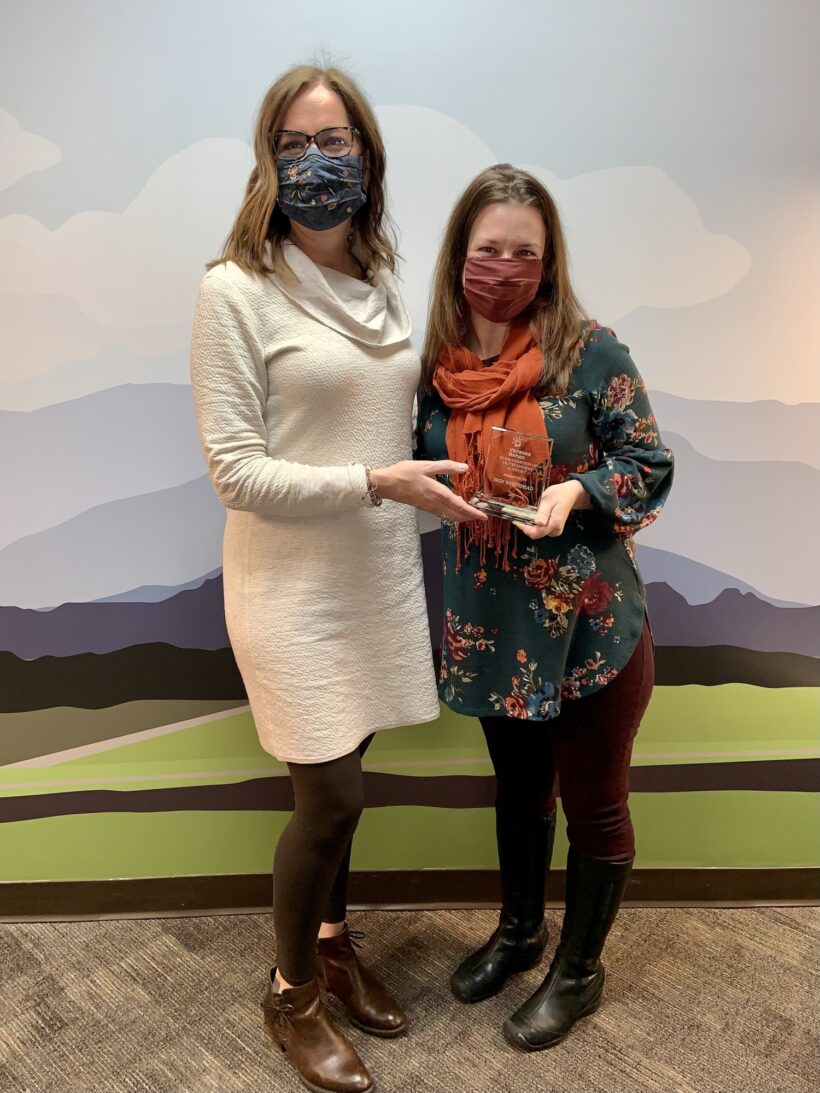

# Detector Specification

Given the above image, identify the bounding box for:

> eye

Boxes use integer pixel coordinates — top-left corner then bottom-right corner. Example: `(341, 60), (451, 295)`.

(517, 249), (537, 258)
(477, 245), (495, 254)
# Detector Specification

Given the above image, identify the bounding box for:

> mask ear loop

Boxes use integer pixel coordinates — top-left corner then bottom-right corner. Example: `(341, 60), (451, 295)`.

(348, 149), (368, 263)
(360, 148), (370, 197)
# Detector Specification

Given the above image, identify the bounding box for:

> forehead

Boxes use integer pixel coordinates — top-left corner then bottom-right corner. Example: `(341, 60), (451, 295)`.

(280, 84), (351, 132)
(469, 202), (546, 245)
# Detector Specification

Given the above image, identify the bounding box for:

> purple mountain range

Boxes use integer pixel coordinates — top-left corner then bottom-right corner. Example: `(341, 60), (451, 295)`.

(645, 584), (820, 657)
(91, 569), (223, 605)
(2, 571), (817, 661)
(0, 577), (230, 658)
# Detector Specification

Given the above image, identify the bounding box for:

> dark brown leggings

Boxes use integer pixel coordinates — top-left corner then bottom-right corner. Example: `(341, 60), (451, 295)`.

(479, 618), (655, 862)
(273, 733), (374, 985)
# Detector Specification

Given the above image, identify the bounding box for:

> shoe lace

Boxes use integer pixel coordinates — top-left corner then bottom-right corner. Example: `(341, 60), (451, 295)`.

(261, 993), (295, 1029)
(347, 929), (366, 951)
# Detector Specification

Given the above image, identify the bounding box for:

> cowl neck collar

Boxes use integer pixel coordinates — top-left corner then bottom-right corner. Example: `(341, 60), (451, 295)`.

(271, 239), (411, 348)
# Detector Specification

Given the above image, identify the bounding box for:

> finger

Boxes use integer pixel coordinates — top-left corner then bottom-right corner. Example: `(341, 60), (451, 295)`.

(427, 480), (484, 515)
(544, 508), (567, 536)
(423, 460), (469, 477)
(533, 497), (554, 527)
(513, 520), (548, 539)
(442, 494), (489, 521)
(447, 500), (489, 523)
(513, 520), (537, 538)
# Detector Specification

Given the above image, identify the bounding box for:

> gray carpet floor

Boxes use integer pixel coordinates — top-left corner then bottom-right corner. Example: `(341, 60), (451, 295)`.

(1, 907), (818, 1093)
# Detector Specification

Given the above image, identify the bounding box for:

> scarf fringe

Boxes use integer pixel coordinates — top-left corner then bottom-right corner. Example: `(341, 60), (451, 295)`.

(453, 434), (521, 575)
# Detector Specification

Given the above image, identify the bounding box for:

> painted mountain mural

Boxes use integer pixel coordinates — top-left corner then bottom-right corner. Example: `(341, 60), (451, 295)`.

(0, 379), (817, 871)
(1, 60), (817, 886)
(0, 475), (226, 609)
(0, 575), (232, 658)
(0, 383), (205, 551)
(1, 383), (819, 606)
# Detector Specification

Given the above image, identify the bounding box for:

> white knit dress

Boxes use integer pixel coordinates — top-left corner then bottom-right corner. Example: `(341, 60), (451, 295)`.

(189, 241), (440, 763)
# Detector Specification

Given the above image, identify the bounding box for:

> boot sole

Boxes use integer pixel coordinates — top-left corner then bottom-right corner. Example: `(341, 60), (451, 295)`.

(450, 949), (546, 1005)
(321, 983), (408, 1038)
(318, 966), (408, 1039)
(263, 1014), (375, 1093)
(348, 1014), (407, 1038)
(502, 992), (602, 1053)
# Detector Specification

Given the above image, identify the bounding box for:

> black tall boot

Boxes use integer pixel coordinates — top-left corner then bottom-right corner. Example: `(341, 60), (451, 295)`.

(503, 846), (633, 1051)
(450, 808), (557, 1003)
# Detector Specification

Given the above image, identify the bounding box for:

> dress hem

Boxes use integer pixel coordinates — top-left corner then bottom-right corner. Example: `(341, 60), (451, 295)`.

(262, 705), (442, 765)
(437, 611), (651, 722)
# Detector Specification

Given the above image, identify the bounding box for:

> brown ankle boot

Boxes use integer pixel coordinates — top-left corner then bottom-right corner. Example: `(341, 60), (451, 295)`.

(317, 925), (406, 1037)
(261, 969), (373, 1093)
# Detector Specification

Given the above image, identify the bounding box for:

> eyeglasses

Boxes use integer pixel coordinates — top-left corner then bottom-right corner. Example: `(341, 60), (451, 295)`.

(272, 126), (361, 161)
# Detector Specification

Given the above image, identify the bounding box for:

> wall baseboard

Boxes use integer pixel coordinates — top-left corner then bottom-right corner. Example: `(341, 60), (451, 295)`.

(1, 868), (818, 921)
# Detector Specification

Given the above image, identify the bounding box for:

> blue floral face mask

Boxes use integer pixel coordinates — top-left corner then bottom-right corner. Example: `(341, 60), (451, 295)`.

(276, 151), (367, 231)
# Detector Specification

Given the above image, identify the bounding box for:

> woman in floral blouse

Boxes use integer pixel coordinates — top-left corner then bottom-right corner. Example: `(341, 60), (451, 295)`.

(417, 164), (674, 1052)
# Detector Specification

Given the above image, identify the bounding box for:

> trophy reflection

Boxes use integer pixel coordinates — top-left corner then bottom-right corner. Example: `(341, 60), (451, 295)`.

(470, 426), (554, 525)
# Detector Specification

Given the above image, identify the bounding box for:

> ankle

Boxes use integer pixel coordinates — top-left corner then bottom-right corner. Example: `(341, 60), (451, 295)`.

(318, 920), (347, 940)
(273, 969), (299, 993)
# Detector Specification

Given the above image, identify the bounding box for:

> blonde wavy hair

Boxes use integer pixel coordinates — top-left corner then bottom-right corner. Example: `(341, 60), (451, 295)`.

(421, 164), (588, 394)
(209, 62), (397, 277)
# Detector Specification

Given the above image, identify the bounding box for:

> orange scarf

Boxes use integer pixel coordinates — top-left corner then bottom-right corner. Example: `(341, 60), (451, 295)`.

(432, 322), (548, 571)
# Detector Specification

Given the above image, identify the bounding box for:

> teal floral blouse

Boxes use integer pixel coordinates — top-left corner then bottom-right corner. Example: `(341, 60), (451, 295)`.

(416, 322), (675, 721)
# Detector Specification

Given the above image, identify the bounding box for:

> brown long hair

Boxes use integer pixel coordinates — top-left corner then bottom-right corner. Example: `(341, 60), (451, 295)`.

(421, 164), (588, 393)
(209, 63), (397, 277)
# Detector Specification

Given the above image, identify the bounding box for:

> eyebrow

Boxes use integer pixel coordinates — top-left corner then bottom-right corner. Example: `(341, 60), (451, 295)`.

(476, 238), (540, 247)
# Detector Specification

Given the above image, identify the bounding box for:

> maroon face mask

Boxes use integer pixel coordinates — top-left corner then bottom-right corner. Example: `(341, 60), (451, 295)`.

(462, 256), (543, 323)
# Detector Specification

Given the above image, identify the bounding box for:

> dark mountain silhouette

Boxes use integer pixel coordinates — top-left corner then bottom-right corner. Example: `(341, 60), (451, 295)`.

(646, 583), (820, 658)
(0, 644), (247, 713)
(0, 577), (229, 658)
(653, 646), (818, 688)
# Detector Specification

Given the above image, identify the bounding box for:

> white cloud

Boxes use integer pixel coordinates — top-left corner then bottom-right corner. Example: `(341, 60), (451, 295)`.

(0, 293), (185, 383)
(0, 343), (189, 412)
(0, 109), (61, 193)
(0, 138), (252, 384)
(0, 137), (253, 334)
(0, 108), (753, 397)
(526, 163), (751, 322)
(378, 105), (749, 332)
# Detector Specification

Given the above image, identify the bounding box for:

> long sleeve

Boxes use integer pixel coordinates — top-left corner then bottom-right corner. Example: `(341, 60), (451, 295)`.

(567, 329), (674, 535)
(189, 271), (369, 517)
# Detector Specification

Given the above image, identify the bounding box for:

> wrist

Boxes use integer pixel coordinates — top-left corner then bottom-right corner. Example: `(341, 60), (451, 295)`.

(369, 467), (389, 497)
(568, 478), (591, 509)
(363, 465), (384, 507)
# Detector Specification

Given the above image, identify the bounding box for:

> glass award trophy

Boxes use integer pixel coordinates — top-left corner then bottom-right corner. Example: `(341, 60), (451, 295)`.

(470, 425), (554, 525)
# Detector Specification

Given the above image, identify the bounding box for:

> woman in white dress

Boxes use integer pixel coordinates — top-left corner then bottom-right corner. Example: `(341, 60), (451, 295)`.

(189, 64), (485, 1093)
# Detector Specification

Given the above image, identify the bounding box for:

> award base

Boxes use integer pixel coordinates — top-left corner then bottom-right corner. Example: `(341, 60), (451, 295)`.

(470, 494), (540, 525)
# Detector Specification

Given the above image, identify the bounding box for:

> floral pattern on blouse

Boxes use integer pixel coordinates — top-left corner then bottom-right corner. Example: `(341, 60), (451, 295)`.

(417, 323), (674, 721)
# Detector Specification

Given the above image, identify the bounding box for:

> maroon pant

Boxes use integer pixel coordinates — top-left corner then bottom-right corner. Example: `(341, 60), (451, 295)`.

(479, 617), (655, 861)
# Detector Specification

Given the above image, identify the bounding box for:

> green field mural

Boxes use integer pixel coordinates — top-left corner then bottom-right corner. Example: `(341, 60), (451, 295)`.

(2, 794), (819, 884)
(1, 688), (818, 882)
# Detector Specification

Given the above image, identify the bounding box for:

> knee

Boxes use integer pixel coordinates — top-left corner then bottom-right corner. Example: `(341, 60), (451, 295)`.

(495, 774), (556, 818)
(301, 783), (364, 848)
(565, 802), (634, 860)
